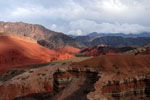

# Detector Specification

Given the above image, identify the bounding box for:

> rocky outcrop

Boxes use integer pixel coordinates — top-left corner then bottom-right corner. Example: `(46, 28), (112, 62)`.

(0, 66), (56, 100)
(123, 46), (150, 55)
(80, 46), (136, 56)
(0, 66), (101, 100)
(53, 68), (101, 94)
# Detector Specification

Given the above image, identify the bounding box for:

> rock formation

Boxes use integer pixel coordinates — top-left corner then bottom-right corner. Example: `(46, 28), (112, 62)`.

(1, 54), (150, 100)
(0, 66), (101, 100)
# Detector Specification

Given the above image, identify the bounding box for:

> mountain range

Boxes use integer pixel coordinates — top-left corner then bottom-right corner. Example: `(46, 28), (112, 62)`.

(78, 32), (150, 37)
(0, 21), (85, 49)
(74, 32), (150, 47)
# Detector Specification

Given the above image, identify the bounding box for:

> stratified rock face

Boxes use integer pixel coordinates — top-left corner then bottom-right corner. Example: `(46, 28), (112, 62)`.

(102, 76), (150, 97)
(0, 21), (85, 49)
(0, 66), (101, 100)
(0, 66), (55, 100)
(72, 55), (150, 100)
(53, 68), (101, 94)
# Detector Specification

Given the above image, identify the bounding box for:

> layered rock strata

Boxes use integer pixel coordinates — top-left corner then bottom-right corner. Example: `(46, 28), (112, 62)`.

(0, 66), (101, 100)
(101, 76), (150, 98)
(53, 68), (101, 94)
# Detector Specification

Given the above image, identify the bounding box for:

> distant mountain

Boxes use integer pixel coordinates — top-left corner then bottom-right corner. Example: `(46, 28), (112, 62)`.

(90, 36), (150, 47)
(87, 32), (150, 37)
(0, 21), (85, 49)
(74, 32), (150, 47)
(87, 32), (99, 37)
(75, 36), (150, 47)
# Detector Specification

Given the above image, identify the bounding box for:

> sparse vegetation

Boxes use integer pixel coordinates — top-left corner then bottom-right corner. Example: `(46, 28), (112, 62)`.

(17, 62), (51, 69)
(42, 73), (46, 76)
(146, 71), (150, 76)
(128, 69), (133, 73)
(21, 76), (29, 80)
(116, 71), (121, 75)
(38, 73), (41, 76)
(22, 78), (26, 80)
(84, 64), (89, 67)
(0, 70), (25, 82)
(51, 57), (90, 65)
(29, 70), (33, 73)
(62, 62), (66, 65)
(100, 65), (105, 71)
(91, 64), (100, 68)
(74, 53), (87, 57)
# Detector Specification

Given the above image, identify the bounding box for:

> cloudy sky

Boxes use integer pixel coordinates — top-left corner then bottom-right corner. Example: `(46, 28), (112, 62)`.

(1, 0), (150, 35)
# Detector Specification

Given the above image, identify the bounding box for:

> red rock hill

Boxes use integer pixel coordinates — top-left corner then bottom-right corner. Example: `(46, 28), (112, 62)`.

(0, 35), (74, 68)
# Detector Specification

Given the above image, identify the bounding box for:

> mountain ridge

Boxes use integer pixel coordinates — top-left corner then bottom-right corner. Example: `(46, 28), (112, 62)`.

(74, 32), (150, 47)
(0, 21), (85, 49)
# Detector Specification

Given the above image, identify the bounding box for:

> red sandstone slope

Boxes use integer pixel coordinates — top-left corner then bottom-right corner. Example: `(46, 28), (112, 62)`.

(56, 46), (80, 53)
(0, 35), (74, 68)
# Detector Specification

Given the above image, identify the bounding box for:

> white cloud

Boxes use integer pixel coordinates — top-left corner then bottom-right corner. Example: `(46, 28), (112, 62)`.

(68, 29), (83, 36)
(50, 24), (57, 29)
(67, 19), (150, 35)
(1, 0), (150, 35)
(9, 1), (85, 21)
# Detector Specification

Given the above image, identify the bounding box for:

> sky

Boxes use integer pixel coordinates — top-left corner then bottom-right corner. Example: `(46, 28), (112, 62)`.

(1, 0), (150, 35)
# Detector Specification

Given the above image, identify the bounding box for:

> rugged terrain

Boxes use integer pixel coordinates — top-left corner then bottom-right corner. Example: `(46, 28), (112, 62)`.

(80, 45), (136, 56)
(72, 55), (150, 100)
(1, 54), (150, 100)
(0, 21), (85, 49)
(1, 22), (150, 100)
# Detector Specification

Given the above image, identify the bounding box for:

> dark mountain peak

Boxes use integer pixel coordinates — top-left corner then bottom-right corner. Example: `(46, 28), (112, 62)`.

(88, 32), (99, 37)
(87, 32), (150, 37)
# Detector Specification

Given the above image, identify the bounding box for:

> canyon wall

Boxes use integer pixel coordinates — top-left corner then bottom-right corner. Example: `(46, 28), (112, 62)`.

(102, 76), (150, 97)
(0, 66), (101, 100)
